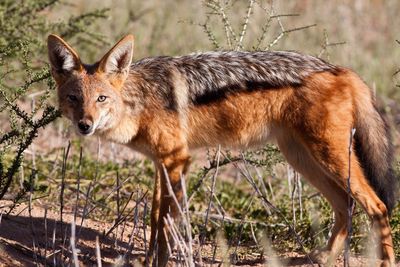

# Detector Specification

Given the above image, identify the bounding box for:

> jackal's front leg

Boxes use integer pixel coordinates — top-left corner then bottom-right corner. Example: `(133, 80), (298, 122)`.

(155, 147), (191, 267)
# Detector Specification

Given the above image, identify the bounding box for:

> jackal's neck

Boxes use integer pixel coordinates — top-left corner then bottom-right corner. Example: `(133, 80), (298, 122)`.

(99, 110), (139, 144)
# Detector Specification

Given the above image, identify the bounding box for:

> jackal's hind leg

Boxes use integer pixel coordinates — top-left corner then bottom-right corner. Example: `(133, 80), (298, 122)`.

(276, 132), (351, 265)
(305, 138), (395, 266)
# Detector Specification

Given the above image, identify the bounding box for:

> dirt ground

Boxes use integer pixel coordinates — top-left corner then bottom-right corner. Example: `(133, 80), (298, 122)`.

(0, 202), (383, 267)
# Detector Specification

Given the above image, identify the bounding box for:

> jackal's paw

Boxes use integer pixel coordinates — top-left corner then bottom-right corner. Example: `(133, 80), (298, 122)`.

(308, 248), (335, 266)
(379, 259), (395, 267)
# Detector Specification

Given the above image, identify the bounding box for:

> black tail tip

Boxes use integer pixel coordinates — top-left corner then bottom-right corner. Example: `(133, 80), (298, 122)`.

(381, 170), (399, 216)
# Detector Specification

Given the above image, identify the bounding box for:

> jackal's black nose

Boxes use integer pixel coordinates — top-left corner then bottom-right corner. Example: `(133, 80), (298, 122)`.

(78, 120), (93, 134)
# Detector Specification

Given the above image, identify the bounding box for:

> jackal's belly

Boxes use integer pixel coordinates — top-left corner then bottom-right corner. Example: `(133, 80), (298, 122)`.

(187, 119), (276, 149)
(185, 92), (286, 149)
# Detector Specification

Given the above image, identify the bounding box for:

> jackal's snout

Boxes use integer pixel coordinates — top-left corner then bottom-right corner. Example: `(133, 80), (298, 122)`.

(77, 119), (94, 135)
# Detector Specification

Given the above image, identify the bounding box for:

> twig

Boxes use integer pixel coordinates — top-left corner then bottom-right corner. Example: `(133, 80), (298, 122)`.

(104, 191), (146, 237)
(344, 128), (356, 267)
(318, 29), (346, 59)
(60, 142), (71, 235)
(70, 220), (79, 267)
(96, 236), (102, 267)
(143, 198), (149, 265)
(73, 147), (83, 249)
(236, 0), (255, 50)
(205, 0), (238, 49)
(267, 24), (317, 50)
(199, 145), (221, 259)
(231, 193), (256, 264)
(123, 190), (142, 262)
(28, 170), (39, 267)
(52, 220), (57, 266)
(192, 212), (271, 226)
(44, 206), (48, 267)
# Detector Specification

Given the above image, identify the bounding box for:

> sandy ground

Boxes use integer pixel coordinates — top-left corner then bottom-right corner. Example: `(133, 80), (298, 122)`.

(0, 201), (384, 267)
(0, 201), (148, 267)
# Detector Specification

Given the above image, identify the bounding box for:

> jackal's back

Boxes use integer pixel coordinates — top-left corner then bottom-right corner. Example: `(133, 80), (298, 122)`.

(130, 51), (339, 106)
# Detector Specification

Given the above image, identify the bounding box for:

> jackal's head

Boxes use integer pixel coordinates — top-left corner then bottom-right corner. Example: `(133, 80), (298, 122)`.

(47, 34), (134, 136)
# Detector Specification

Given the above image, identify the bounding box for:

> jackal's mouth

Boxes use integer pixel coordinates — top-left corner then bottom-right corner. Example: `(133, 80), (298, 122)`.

(79, 129), (95, 136)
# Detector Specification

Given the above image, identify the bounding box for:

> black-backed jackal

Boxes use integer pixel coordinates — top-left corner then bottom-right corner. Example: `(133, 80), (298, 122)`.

(48, 34), (398, 266)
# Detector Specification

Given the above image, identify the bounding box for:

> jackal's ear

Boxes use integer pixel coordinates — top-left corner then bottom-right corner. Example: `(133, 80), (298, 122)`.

(98, 35), (134, 76)
(47, 34), (82, 81)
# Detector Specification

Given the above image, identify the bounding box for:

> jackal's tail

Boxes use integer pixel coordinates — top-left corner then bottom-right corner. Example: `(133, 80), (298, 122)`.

(353, 78), (398, 215)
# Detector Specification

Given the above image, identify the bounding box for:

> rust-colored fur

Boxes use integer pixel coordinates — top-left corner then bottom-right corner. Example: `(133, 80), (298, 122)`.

(48, 34), (397, 267)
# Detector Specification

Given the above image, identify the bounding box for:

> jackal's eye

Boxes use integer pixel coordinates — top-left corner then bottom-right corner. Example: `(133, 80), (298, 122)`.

(97, 95), (107, 102)
(67, 95), (78, 102)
